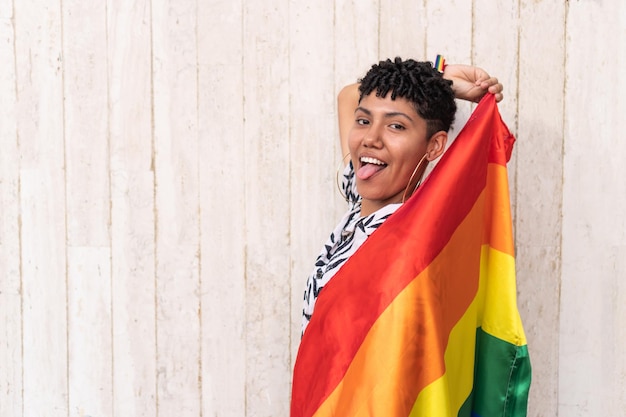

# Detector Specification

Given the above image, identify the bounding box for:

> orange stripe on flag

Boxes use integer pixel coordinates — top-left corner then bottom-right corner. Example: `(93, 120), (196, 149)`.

(484, 164), (514, 255)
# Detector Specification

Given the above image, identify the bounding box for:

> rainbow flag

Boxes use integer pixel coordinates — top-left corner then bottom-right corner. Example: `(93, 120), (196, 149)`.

(291, 94), (531, 417)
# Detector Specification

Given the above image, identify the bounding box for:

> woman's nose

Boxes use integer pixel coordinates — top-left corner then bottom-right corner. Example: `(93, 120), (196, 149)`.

(363, 124), (382, 147)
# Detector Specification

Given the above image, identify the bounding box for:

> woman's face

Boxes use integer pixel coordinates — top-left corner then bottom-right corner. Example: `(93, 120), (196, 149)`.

(348, 92), (431, 215)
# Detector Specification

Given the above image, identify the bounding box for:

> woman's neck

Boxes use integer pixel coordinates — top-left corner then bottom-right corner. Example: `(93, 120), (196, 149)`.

(360, 197), (402, 217)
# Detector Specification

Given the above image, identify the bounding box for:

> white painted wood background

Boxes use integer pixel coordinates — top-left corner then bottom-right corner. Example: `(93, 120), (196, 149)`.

(0, 1), (624, 416)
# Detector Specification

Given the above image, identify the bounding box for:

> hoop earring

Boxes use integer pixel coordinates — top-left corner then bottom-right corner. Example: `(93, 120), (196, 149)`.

(336, 153), (352, 202)
(402, 154), (429, 203)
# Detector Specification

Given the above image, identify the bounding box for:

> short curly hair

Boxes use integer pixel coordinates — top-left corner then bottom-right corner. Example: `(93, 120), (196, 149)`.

(358, 57), (456, 137)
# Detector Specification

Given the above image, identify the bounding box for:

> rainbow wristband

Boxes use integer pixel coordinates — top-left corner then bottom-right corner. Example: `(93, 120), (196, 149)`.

(434, 54), (446, 73)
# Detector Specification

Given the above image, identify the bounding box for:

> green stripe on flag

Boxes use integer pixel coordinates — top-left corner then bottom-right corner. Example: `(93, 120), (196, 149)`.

(458, 328), (531, 417)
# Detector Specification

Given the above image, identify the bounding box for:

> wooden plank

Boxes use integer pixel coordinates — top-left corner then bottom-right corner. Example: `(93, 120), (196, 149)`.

(151, 1), (201, 415)
(107, 0), (153, 172)
(0, 7), (22, 416)
(516, 1), (567, 415)
(14, 0), (68, 415)
(62, 0), (110, 247)
(378, 0), (427, 61)
(560, 1), (626, 415)
(61, 1), (113, 415)
(334, 0), (380, 91)
(242, 1), (291, 414)
(14, 2), (65, 168)
(288, 0), (337, 369)
(107, 0), (157, 415)
(20, 170), (68, 417)
(424, 1), (472, 63)
(110, 171), (157, 416)
(67, 247), (113, 417)
(196, 0), (245, 415)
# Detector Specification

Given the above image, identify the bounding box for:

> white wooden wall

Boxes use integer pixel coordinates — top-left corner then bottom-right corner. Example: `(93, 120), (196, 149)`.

(1, 1), (624, 416)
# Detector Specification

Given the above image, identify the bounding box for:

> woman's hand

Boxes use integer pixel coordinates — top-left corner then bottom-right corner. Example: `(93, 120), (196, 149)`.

(443, 64), (504, 103)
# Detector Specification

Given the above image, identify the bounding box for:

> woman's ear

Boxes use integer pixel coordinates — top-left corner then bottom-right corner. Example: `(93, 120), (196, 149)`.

(426, 131), (448, 161)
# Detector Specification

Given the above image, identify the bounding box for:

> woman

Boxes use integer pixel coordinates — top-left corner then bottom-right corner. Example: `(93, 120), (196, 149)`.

(301, 57), (504, 334)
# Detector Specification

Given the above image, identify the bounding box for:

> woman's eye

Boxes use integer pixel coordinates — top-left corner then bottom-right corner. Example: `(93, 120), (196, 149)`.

(356, 118), (369, 126)
(390, 123), (405, 130)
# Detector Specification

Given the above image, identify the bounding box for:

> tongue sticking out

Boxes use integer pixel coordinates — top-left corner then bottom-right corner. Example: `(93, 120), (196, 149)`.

(357, 163), (386, 180)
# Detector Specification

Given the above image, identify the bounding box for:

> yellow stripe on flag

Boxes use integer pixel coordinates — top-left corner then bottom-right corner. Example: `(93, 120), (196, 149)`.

(480, 245), (527, 346)
(410, 300), (478, 417)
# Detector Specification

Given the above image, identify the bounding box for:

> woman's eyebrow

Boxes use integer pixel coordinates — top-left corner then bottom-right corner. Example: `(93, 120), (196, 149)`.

(355, 106), (413, 122)
(354, 106), (371, 115)
(385, 111), (413, 122)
